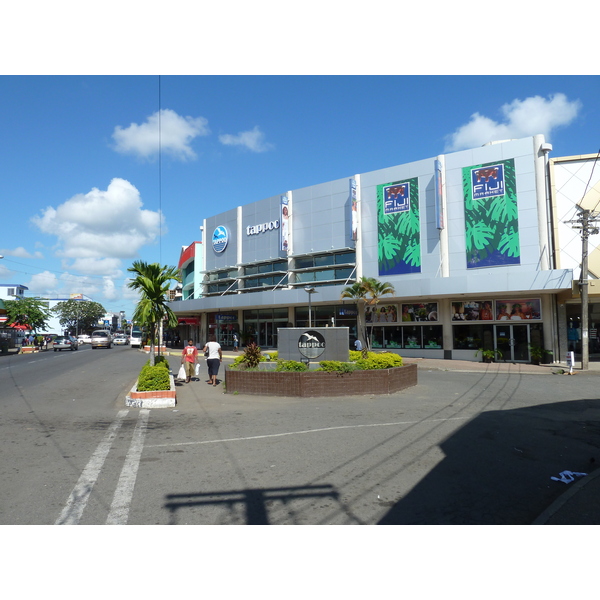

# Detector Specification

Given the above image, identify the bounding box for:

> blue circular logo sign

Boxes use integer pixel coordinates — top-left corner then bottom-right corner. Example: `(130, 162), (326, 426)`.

(212, 226), (229, 253)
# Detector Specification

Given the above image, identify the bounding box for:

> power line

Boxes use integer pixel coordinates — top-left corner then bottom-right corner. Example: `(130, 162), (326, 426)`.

(158, 75), (163, 264)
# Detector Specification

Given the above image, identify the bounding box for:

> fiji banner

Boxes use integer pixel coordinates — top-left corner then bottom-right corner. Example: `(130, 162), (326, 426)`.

(463, 158), (520, 268)
(377, 177), (421, 276)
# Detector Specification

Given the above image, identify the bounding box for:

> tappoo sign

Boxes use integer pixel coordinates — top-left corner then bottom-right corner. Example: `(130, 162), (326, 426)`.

(383, 182), (410, 215)
(471, 164), (505, 200)
(297, 330), (326, 359)
(212, 226), (229, 253)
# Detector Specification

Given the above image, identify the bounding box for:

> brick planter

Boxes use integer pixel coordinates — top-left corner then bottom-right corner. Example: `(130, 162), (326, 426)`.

(225, 363), (417, 397)
(126, 374), (176, 408)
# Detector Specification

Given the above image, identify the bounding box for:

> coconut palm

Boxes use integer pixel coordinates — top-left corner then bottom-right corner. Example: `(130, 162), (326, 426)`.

(127, 261), (180, 365)
(361, 277), (395, 348)
(341, 276), (395, 355)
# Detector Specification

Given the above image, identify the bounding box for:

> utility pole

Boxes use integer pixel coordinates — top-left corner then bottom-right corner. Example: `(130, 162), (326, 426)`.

(568, 208), (600, 370)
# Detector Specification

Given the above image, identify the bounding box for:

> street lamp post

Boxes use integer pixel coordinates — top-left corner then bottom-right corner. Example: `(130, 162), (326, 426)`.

(304, 286), (317, 328)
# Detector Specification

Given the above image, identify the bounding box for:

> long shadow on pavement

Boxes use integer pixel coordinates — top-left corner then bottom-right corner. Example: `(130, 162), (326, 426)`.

(378, 398), (600, 524)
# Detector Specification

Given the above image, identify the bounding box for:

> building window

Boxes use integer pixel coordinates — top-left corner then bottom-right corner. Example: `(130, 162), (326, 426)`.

(290, 250), (356, 288)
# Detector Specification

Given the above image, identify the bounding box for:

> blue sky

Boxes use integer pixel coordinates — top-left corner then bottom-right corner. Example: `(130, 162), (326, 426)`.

(1, 4), (598, 323)
(1, 75), (598, 321)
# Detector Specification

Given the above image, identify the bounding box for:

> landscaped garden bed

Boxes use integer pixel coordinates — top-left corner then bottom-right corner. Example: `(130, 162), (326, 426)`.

(125, 357), (176, 408)
(225, 349), (417, 397)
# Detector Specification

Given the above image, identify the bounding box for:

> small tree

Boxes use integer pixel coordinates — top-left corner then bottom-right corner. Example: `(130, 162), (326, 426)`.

(4, 297), (52, 333)
(341, 276), (395, 355)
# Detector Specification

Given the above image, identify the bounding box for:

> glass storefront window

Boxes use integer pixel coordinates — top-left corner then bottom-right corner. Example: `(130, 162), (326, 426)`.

(452, 324), (493, 350)
(403, 326), (422, 349)
(423, 325), (443, 349)
(385, 326), (403, 349)
(370, 327), (384, 348)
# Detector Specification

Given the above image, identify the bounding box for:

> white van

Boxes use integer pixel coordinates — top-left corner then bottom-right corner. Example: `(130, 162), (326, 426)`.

(130, 330), (142, 348)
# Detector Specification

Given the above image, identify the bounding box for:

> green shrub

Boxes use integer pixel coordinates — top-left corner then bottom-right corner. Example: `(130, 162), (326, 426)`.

(355, 352), (403, 370)
(137, 363), (171, 391)
(317, 360), (358, 373)
(236, 342), (263, 369)
(275, 360), (308, 372)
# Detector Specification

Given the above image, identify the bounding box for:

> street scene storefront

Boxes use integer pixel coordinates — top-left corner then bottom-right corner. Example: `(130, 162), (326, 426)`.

(168, 137), (600, 364)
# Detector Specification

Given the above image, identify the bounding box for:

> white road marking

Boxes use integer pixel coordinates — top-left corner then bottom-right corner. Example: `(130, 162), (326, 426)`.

(106, 409), (150, 525)
(146, 416), (469, 449)
(55, 409), (129, 525)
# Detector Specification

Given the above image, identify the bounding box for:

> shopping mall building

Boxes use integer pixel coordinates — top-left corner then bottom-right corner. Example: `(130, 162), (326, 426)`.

(169, 135), (600, 363)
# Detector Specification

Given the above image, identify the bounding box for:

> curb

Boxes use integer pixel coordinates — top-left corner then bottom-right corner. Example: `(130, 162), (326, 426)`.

(531, 468), (600, 525)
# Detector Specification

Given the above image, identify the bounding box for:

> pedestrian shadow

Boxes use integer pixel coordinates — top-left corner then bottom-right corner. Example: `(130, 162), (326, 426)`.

(376, 398), (600, 525)
(163, 484), (339, 524)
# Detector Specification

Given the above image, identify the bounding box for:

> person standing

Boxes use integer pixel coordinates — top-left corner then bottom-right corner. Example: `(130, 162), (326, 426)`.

(203, 335), (222, 386)
(233, 332), (239, 352)
(181, 339), (198, 383)
(354, 338), (363, 352)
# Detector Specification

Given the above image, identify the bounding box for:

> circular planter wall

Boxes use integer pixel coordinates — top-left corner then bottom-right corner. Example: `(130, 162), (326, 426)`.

(225, 364), (417, 397)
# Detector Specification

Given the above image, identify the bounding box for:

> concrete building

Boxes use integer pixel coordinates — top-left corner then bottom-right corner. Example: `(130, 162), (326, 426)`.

(166, 136), (598, 362)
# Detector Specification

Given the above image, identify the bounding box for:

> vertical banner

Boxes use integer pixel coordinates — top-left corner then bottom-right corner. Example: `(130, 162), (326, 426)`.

(377, 177), (421, 276)
(350, 178), (358, 242)
(434, 159), (444, 230)
(280, 195), (289, 252)
(463, 158), (520, 268)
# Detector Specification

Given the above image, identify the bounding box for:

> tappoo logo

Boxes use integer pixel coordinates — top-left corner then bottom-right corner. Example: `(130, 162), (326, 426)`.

(383, 182), (410, 215)
(212, 226), (229, 253)
(297, 330), (326, 360)
(471, 164), (505, 200)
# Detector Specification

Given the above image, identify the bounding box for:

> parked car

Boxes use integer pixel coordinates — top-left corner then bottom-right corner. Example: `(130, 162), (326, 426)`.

(77, 334), (92, 344)
(113, 335), (129, 346)
(53, 336), (79, 351)
(91, 330), (112, 349)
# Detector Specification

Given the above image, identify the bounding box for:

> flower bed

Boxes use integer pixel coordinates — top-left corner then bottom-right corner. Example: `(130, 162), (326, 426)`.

(225, 363), (417, 397)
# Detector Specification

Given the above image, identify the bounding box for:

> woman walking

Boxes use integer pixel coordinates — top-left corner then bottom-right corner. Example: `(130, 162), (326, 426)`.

(203, 335), (222, 386)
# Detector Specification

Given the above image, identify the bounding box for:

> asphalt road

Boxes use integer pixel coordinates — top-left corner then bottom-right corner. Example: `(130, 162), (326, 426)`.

(1, 347), (599, 525)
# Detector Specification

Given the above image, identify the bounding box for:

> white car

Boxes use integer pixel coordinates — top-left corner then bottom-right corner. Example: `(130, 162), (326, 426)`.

(113, 335), (129, 346)
(130, 332), (142, 348)
(77, 334), (92, 344)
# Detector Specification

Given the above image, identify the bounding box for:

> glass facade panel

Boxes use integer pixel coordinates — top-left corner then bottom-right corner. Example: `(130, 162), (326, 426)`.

(315, 254), (335, 267)
(335, 251), (355, 264)
(295, 257), (313, 269)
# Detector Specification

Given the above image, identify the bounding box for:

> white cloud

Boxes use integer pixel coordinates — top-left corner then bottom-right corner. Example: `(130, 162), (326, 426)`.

(112, 109), (210, 160)
(444, 93), (581, 152)
(0, 247), (44, 259)
(219, 125), (274, 152)
(31, 178), (162, 274)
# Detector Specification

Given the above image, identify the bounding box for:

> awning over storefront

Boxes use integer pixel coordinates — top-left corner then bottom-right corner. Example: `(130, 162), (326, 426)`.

(8, 323), (30, 330)
(178, 317), (199, 325)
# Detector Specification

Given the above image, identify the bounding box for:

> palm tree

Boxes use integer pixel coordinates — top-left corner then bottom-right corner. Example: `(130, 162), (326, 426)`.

(127, 261), (180, 365)
(361, 277), (395, 348)
(341, 276), (395, 355)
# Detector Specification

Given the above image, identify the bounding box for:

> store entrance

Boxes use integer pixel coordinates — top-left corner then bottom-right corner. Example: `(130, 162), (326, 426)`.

(494, 324), (530, 362)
